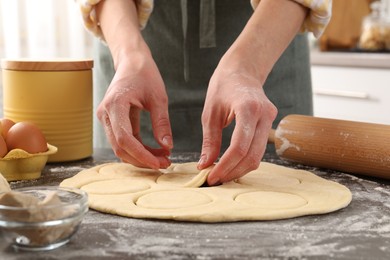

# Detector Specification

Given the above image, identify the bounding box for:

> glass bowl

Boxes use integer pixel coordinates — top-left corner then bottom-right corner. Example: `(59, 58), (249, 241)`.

(0, 186), (88, 251)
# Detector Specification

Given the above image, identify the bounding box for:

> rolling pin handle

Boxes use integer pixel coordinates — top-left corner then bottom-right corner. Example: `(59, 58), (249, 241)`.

(268, 129), (276, 144)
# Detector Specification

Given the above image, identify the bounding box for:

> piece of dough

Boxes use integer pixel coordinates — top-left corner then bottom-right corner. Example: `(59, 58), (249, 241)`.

(0, 173), (11, 192)
(60, 162), (352, 222)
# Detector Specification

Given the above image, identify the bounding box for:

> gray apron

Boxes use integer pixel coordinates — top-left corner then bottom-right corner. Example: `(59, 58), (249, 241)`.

(93, 0), (312, 154)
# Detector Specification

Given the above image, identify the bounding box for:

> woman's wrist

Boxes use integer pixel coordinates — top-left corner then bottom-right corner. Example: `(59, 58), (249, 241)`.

(95, 0), (151, 70)
(218, 0), (308, 86)
(217, 44), (268, 87)
(112, 40), (152, 71)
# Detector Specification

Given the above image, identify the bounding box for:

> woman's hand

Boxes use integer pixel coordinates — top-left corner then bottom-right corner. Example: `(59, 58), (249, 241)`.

(95, 0), (173, 169)
(198, 0), (308, 184)
(198, 54), (277, 185)
(97, 51), (173, 169)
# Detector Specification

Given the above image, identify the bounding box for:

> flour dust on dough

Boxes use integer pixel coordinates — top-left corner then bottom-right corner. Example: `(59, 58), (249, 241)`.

(60, 162), (352, 222)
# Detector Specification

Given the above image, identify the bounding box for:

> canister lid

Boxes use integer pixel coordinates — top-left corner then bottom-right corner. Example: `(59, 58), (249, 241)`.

(1, 59), (93, 71)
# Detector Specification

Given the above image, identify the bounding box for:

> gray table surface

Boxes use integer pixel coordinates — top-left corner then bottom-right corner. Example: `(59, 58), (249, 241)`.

(1, 149), (390, 260)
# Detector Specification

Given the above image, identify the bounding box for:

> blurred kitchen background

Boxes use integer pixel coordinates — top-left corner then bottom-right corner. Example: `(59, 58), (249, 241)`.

(310, 0), (390, 125)
(0, 0), (93, 116)
(0, 0), (389, 125)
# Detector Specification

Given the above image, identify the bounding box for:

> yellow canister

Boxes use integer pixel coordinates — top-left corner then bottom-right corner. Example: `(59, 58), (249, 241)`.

(1, 59), (93, 162)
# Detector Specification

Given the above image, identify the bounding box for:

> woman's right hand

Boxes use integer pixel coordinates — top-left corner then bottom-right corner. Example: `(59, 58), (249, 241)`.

(97, 50), (173, 169)
(94, 0), (172, 169)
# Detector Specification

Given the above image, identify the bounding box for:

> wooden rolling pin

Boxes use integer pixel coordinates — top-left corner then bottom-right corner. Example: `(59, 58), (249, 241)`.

(268, 114), (390, 179)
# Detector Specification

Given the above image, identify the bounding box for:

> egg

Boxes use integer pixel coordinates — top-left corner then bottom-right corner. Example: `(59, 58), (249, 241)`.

(0, 118), (15, 138)
(6, 122), (48, 153)
(0, 135), (7, 157)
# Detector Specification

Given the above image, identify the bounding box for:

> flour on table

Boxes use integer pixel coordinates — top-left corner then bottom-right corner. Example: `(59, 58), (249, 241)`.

(60, 162), (352, 222)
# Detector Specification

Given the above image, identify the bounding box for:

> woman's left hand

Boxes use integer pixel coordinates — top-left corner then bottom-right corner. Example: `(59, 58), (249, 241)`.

(197, 0), (309, 185)
(198, 53), (277, 185)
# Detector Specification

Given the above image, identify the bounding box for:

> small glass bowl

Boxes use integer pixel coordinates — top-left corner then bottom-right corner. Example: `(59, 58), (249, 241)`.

(0, 186), (88, 251)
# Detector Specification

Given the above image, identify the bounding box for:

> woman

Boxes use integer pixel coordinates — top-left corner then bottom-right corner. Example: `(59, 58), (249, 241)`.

(77, 0), (331, 185)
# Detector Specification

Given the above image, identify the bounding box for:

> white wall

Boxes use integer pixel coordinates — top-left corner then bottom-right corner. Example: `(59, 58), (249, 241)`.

(385, 0), (390, 18)
(0, 0), (92, 59)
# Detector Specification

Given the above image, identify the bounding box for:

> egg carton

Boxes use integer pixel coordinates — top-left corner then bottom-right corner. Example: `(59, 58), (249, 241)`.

(0, 144), (57, 181)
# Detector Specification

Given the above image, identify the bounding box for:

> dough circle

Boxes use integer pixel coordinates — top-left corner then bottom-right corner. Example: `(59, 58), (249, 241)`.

(60, 162), (352, 222)
(136, 190), (212, 209)
(234, 191), (307, 209)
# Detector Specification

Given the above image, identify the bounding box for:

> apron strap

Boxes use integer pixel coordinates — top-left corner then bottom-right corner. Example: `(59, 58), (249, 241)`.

(200, 0), (217, 48)
(181, 0), (216, 82)
(180, 0), (189, 81)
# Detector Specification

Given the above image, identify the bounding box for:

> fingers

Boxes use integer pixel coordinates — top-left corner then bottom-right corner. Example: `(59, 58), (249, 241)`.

(144, 146), (171, 169)
(206, 111), (258, 185)
(206, 105), (276, 186)
(149, 99), (173, 151)
(215, 120), (270, 184)
(99, 102), (161, 169)
(198, 109), (224, 170)
(129, 107), (141, 141)
(129, 107), (171, 168)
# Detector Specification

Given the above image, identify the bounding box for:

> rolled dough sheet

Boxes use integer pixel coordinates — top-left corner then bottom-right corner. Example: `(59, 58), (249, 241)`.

(60, 162), (352, 222)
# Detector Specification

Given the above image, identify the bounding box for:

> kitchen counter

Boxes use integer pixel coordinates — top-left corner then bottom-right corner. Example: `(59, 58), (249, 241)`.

(1, 148), (390, 259)
(310, 50), (390, 69)
(309, 50), (390, 125)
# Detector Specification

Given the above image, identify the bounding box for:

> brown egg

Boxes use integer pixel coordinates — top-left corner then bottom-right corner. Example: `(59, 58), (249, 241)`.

(0, 118), (15, 138)
(6, 122), (48, 153)
(0, 135), (7, 157)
